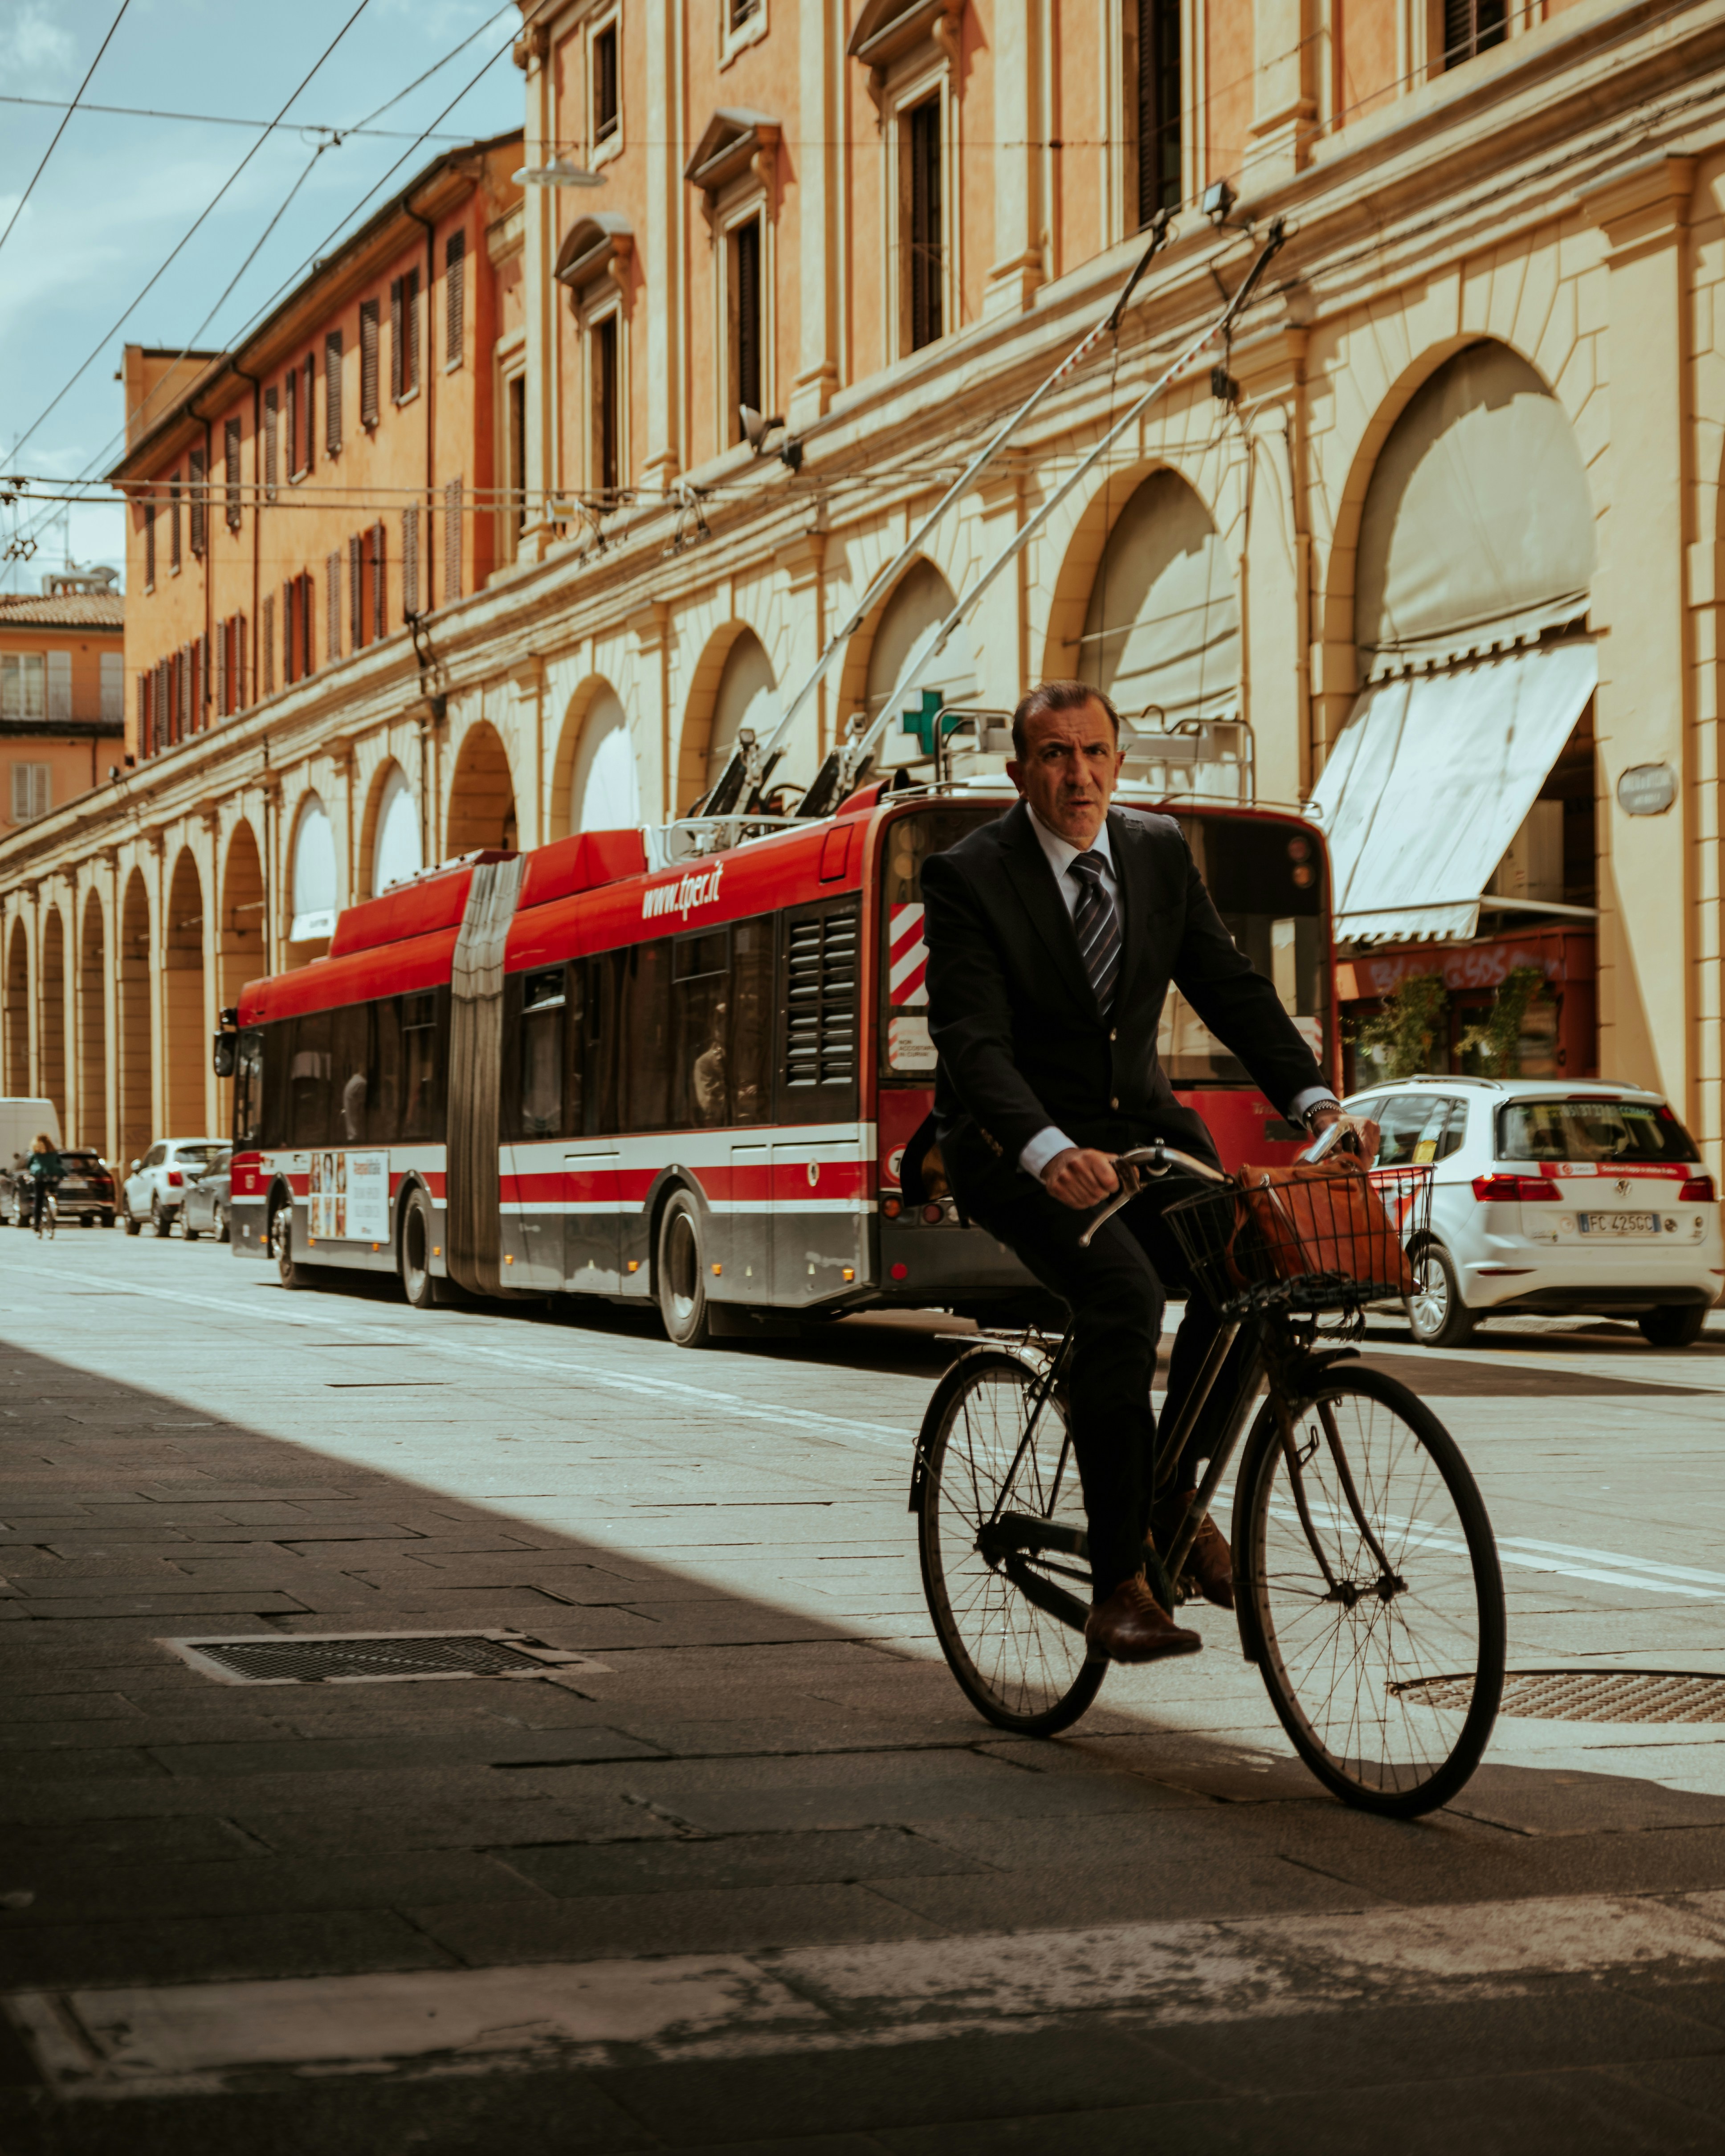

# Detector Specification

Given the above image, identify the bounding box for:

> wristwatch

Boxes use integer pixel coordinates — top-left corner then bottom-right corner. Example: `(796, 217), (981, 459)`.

(1301, 1098), (1342, 1134)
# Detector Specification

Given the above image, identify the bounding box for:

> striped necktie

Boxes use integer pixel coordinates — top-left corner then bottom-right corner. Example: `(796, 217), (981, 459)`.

(1068, 850), (1121, 1016)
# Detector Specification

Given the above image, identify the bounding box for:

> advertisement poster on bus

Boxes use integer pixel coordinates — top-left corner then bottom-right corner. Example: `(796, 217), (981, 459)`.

(310, 1150), (391, 1242)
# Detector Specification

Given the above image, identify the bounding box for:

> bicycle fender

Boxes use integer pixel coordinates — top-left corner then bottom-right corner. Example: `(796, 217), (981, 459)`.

(907, 1341), (1052, 1511)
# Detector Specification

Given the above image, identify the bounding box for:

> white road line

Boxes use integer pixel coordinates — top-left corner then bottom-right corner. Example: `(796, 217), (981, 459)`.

(12, 1887), (1725, 2097)
(0, 1259), (915, 1456)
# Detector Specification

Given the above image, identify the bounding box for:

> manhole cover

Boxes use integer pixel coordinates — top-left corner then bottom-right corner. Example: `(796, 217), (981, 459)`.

(163, 1630), (604, 1686)
(1399, 1669), (1725, 1724)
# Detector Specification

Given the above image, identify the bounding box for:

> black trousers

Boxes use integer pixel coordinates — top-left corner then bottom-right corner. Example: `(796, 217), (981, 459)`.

(30, 1180), (54, 1230)
(965, 1176), (1248, 1601)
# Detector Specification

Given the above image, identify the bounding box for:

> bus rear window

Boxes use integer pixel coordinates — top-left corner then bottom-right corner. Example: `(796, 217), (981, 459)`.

(1497, 1098), (1699, 1165)
(879, 803), (1005, 1076)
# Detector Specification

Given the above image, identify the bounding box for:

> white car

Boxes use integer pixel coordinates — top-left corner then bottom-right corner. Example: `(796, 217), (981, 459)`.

(1341, 1077), (1724, 1349)
(122, 1138), (228, 1238)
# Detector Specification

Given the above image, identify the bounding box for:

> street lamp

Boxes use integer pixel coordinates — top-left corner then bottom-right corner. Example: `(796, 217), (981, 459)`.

(513, 157), (606, 189)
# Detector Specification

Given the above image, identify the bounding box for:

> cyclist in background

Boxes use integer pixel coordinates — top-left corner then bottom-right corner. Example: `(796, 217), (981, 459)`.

(27, 1133), (63, 1237)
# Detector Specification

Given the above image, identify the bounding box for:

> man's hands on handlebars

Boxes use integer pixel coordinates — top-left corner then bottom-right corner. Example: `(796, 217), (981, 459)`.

(1042, 1146), (1123, 1210)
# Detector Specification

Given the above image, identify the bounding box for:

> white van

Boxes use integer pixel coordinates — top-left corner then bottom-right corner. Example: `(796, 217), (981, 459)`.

(0, 1099), (61, 1178)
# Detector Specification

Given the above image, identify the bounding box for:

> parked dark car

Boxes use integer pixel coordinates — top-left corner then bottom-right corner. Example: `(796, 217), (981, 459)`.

(3, 1148), (117, 1229)
(179, 1149), (232, 1243)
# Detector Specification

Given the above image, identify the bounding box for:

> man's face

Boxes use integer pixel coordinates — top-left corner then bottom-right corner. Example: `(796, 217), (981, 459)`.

(1007, 697), (1122, 847)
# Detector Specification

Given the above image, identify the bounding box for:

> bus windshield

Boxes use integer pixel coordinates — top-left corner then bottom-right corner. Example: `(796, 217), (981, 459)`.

(879, 801), (1329, 1086)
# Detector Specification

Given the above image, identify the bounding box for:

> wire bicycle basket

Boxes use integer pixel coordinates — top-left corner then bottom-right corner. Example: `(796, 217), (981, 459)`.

(1165, 1163), (1433, 1319)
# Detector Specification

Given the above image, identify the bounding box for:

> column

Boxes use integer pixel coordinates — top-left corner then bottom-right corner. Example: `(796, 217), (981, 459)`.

(790, 0), (842, 426)
(641, 0), (682, 493)
(1233, 322), (1309, 806)
(628, 603), (672, 824)
(984, 0), (1044, 320)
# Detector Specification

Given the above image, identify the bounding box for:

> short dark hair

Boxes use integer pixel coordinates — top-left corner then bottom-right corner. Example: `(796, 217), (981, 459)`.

(1009, 679), (1121, 762)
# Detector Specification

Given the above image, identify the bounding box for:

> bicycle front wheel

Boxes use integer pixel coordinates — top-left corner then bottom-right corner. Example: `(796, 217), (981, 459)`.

(916, 1348), (1105, 1737)
(1236, 1363), (1504, 1817)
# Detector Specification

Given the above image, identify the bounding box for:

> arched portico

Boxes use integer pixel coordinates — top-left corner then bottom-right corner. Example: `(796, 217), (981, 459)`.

(39, 908), (66, 1132)
(4, 917), (29, 1098)
(445, 718), (518, 853)
(78, 888), (107, 1159)
(118, 869), (152, 1166)
(676, 626), (777, 813)
(163, 849), (208, 1137)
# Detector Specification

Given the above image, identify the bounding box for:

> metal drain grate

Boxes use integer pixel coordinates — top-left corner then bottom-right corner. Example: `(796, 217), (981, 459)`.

(1399, 1668), (1725, 1725)
(163, 1630), (602, 1686)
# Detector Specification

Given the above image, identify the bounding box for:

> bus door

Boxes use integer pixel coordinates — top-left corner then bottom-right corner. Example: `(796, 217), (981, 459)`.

(505, 966), (571, 1291)
(564, 956), (621, 1292)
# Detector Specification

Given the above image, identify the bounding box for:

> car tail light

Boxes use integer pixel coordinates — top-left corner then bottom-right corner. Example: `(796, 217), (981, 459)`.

(1681, 1174), (1715, 1202)
(167, 1170), (184, 1188)
(1472, 1174), (1562, 1202)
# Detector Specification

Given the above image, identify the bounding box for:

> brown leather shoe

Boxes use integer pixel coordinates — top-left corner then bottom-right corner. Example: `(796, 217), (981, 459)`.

(1083, 1576), (1203, 1664)
(1153, 1491), (1236, 1611)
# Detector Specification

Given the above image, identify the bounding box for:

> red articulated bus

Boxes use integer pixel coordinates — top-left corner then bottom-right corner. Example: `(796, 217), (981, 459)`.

(223, 785), (1336, 1340)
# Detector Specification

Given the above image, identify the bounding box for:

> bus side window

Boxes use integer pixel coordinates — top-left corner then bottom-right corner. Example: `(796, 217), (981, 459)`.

(261, 1023), (289, 1148)
(370, 998), (402, 1145)
(672, 929), (729, 1128)
(233, 1029), (265, 1146)
(288, 1011), (332, 1148)
(332, 1005), (369, 1145)
(620, 942), (673, 1132)
(731, 917), (774, 1125)
(564, 966), (585, 1134)
(401, 991), (441, 1141)
(520, 969), (565, 1139)
(582, 954), (620, 1135)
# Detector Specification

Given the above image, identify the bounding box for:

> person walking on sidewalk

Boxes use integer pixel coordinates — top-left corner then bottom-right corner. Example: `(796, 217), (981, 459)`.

(26, 1133), (63, 1237)
(921, 680), (1366, 1666)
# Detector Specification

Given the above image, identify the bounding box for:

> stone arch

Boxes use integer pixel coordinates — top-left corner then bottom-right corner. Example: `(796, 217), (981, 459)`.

(676, 626), (777, 813)
(287, 790), (338, 956)
(4, 918), (28, 1098)
(833, 558), (966, 776)
(78, 889), (106, 1158)
(445, 717), (518, 854)
(163, 848), (208, 1137)
(39, 908), (66, 1133)
(550, 680), (641, 836)
(118, 869), (152, 1165)
(359, 760), (424, 897)
(220, 821), (265, 1018)
(1315, 334), (1593, 744)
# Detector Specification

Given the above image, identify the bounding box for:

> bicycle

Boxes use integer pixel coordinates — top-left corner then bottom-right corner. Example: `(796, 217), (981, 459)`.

(32, 1189), (57, 1241)
(912, 1140), (1506, 1819)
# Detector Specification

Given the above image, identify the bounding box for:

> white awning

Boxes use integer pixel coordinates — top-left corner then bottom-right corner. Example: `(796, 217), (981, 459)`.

(1308, 638), (1597, 944)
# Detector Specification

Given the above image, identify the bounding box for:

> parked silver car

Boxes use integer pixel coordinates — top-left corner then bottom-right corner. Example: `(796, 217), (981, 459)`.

(122, 1139), (227, 1237)
(179, 1148), (232, 1242)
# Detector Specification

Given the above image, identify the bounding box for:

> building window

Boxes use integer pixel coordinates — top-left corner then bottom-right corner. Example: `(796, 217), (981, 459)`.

(502, 364), (526, 562)
(592, 314), (620, 496)
(360, 297), (381, 428)
(170, 473), (182, 573)
(445, 231), (465, 370)
(1444, 0), (1508, 67)
(325, 330), (343, 455)
(224, 417), (242, 530)
(1134, 0), (1181, 222)
(0, 654), (45, 721)
(905, 98), (943, 352)
(729, 216), (763, 441)
(263, 387), (279, 499)
(143, 499), (155, 590)
(593, 20), (620, 144)
(188, 447), (207, 558)
(9, 763), (50, 823)
(730, 0), (762, 26)
(391, 269), (421, 403)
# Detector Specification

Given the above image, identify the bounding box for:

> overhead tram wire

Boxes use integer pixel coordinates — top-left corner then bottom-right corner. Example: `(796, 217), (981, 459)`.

(5, 0), (378, 469)
(0, 95), (480, 145)
(0, 0), (133, 265)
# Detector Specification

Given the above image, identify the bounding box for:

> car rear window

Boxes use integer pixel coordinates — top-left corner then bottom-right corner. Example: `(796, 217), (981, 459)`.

(173, 1144), (225, 1165)
(1497, 1098), (1699, 1165)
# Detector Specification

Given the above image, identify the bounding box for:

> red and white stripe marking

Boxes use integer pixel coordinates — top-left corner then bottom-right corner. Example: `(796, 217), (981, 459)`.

(889, 903), (927, 1007)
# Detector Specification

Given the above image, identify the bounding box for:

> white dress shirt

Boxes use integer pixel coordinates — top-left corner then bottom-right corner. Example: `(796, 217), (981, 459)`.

(1014, 803), (1335, 1182)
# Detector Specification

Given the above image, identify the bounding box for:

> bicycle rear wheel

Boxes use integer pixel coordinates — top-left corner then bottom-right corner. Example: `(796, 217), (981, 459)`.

(1235, 1362), (1504, 1818)
(916, 1347), (1105, 1736)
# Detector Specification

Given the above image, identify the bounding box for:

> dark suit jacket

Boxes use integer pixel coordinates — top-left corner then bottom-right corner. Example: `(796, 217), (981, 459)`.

(921, 800), (1326, 1205)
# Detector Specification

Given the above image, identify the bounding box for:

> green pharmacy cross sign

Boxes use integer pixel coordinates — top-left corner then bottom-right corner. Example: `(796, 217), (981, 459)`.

(900, 691), (959, 757)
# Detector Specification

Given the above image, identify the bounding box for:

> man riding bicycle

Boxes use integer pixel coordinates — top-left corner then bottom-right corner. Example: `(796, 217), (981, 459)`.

(922, 680), (1362, 1665)
(26, 1133), (63, 1237)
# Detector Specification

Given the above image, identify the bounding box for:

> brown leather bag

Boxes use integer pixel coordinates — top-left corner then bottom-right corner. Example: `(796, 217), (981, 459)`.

(1234, 1158), (1414, 1296)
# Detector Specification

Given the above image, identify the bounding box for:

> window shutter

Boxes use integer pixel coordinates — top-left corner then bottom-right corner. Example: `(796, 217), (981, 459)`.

(136, 672), (149, 760)
(45, 651), (71, 722)
(213, 619), (226, 717)
(144, 498), (155, 589)
(784, 908), (859, 1091)
(197, 632), (208, 728)
(304, 351), (317, 473)
(360, 297), (380, 427)
(402, 503), (420, 617)
(236, 615), (248, 710)
(348, 533), (363, 649)
(908, 100), (943, 351)
(1136, 0), (1182, 224)
(390, 278), (404, 402)
(326, 550), (341, 662)
(404, 268), (420, 396)
(371, 519), (386, 640)
(282, 581), (296, 685)
(188, 448), (207, 557)
(444, 477), (462, 603)
(224, 417), (242, 529)
(595, 316), (619, 494)
(178, 645), (190, 742)
(261, 593), (275, 696)
(170, 475), (182, 571)
(155, 656), (170, 748)
(324, 330), (343, 455)
(100, 650), (123, 724)
(285, 369), (298, 478)
(734, 220), (761, 423)
(33, 766), (51, 819)
(263, 388), (278, 500)
(445, 230), (465, 369)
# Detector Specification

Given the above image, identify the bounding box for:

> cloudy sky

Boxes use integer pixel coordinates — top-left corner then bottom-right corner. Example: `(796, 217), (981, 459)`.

(0, 0), (523, 593)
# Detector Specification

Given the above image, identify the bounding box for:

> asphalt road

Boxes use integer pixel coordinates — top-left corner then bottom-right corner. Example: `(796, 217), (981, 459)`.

(3, 1227), (1725, 2153)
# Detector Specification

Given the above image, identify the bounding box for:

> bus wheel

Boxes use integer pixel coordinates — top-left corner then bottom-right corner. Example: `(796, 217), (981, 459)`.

(400, 1189), (436, 1309)
(270, 1202), (303, 1290)
(656, 1190), (712, 1349)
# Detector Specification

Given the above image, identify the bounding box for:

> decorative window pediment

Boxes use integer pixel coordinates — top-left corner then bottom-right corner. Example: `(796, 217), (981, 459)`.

(684, 107), (781, 200)
(846, 0), (961, 75)
(554, 212), (634, 296)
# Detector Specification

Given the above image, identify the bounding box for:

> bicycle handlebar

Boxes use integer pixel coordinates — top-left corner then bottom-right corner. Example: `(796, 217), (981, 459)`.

(1077, 1141), (1230, 1248)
